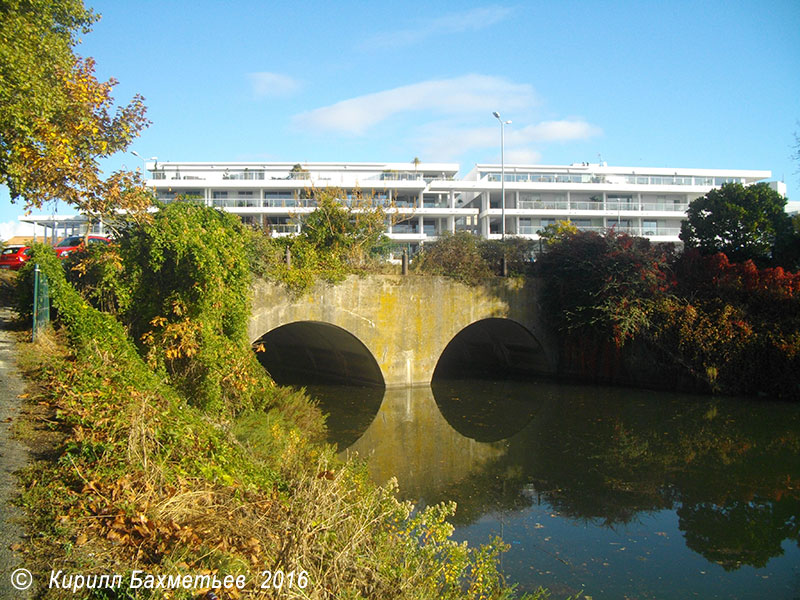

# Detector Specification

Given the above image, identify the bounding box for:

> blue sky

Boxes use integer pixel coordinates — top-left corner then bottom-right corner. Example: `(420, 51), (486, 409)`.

(2, 0), (799, 238)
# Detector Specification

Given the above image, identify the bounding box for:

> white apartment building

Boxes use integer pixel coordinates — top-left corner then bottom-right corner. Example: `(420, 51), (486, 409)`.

(143, 161), (776, 249)
(21, 161), (782, 250)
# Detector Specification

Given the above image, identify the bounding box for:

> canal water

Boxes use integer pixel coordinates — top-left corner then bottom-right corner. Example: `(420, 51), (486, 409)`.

(306, 379), (800, 600)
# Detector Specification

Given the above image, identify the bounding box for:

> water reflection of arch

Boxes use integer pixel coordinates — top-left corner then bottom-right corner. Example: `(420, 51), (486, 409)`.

(253, 321), (386, 449)
(431, 318), (547, 442)
(253, 321), (385, 387)
(305, 384), (384, 449)
(431, 379), (543, 442)
(340, 386), (508, 501)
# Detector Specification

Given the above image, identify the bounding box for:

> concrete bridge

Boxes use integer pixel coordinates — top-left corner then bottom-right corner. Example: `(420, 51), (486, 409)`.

(248, 275), (555, 387)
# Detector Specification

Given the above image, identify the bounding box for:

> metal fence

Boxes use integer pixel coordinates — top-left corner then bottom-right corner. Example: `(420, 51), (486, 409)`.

(32, 264), (50, 341)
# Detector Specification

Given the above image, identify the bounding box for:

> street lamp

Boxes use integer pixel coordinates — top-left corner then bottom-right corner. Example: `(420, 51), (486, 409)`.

(492, 112), (511, 240)
(131, 151), (157, 179)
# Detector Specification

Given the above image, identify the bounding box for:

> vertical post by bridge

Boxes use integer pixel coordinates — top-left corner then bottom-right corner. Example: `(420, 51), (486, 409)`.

(32, 264), (50, 342)
(401, 249), (408, 275)
(285, 246), (291, 269)
(501, 255), (508, 277)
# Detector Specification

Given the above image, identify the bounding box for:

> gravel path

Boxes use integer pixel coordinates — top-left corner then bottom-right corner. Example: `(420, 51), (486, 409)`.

(0, 307), (32, 599)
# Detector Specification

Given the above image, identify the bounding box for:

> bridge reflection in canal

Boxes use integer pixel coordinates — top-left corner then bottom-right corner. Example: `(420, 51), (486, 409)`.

(307, 379), (800, 600)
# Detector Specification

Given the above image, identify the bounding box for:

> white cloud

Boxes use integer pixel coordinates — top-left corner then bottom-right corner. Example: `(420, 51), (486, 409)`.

(511, 120), (603, 143)
(248, 72), (301, 98)
(419, 119), (601, 160)
(364, 5), (512, 48)
(504, 148), (543, 164)
(0, 220), (35, 242)
(293, 75), (536, 135)
(419, 124), (496, 159)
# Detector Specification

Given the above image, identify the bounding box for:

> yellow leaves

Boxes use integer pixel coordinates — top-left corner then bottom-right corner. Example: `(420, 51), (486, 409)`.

(4, 50), (150, 212)
(143, 313), (202, 363)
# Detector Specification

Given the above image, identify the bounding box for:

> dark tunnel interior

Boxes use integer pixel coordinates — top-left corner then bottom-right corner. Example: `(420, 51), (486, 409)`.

(432, 318), (548, 381)
(253, 321), (385, 387)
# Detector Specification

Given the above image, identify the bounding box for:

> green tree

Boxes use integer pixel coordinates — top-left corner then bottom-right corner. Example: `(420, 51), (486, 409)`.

(289, 163), (310, 179)
(534, 229), (671, 346)
(0, 0), (150, 221)
(537, 219), (578, 247)
(299, 187), (388, 266)
(680, 182), (797, 267)
(411, 232), (493, 284)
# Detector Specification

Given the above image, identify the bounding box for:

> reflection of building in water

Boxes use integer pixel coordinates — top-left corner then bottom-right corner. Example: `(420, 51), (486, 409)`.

(341, 386), (507, 502)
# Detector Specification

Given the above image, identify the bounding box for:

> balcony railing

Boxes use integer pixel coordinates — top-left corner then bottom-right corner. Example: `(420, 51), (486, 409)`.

(267, 224), (298, 234)
(422, 199), (451, 208)
(640, 202), (688, 212)
(377, 172), (423, 181)
(515, 200), (689, 212)
(483, 172), (744, 187)
(518, 200), (569, 210)
(516, 225), (682, 237)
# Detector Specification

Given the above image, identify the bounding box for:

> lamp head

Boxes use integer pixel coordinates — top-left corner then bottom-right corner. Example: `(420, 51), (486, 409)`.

(492, 111), (500, 119)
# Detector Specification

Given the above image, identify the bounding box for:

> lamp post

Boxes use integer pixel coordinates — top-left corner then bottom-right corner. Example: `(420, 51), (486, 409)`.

(492, 112), (511, 240)
(131, 151), (157, 179)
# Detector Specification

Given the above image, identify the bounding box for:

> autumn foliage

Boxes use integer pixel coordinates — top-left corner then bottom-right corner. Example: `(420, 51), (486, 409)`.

(535, 229), (672, 347)
(1, 1), (151, 223)
(536, 230), (800, 399)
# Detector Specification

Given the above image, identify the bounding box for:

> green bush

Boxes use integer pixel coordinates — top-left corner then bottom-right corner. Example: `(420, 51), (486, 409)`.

(412, 232), (536, 284)
(534, 229), (671, 346)
(63, 242), (129, 314)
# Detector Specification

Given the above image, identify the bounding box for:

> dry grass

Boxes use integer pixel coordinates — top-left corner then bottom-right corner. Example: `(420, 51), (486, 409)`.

(0, 269), (18, 305)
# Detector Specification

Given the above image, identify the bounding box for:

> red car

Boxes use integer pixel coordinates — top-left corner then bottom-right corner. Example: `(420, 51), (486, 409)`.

(54, 235), (111, 259)
(0, 245), (32, 271)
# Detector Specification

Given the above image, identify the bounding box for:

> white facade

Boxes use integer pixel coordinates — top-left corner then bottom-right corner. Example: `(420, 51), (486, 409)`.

(141, 161), (772, 249)
(21, 161), (774, 247)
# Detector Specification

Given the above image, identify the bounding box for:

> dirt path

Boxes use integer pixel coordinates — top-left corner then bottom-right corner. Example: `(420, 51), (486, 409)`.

(0, 306), (32, 599)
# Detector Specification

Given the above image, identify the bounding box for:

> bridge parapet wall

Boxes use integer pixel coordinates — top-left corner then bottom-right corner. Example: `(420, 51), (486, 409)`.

(249, 275), (555, 387)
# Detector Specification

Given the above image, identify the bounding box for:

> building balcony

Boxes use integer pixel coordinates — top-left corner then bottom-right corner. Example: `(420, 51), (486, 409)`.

(514, 225), (682, 238)
(516, 200), (688, 212)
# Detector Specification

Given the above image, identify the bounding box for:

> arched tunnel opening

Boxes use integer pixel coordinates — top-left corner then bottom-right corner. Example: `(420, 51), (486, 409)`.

(253, 321), (385, 387)
(253, 321), (385, 448)
(431, 318), (550, 442)
(432, 318), (549, 381)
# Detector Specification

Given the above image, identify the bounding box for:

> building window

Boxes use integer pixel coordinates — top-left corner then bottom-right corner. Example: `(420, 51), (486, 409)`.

(571, 219), (592, 230)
